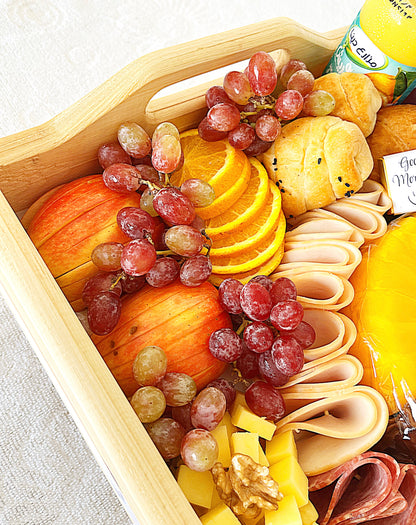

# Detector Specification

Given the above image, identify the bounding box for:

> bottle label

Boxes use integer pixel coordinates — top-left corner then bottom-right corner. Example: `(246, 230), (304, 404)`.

(324, 12), (416, 104)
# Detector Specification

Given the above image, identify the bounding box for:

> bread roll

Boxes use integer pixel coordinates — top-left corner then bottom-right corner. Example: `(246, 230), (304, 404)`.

(261, 116), (373, 218)
(367, 104), (416, 182)
(314, 72), (382, 137)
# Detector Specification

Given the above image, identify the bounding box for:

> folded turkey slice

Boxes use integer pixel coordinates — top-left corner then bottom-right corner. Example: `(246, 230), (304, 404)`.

(273, 239), (362, 279)
(277, 271), (355, 311)
(287, 181), (391, 243)
(274, 385), (389, 477)
(285, 218), (365, 248)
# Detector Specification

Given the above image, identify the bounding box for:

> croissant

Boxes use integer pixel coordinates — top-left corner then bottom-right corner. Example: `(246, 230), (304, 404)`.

(260, 116), (373, 218)
(366, 104), (416, 182)
(313, 72), (382, 137)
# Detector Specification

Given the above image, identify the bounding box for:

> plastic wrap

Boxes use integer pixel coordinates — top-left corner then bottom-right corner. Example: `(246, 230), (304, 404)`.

(345, 213), (416, 463)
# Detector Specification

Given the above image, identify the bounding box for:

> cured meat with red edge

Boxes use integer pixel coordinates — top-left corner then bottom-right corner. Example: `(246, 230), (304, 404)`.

(308, 452), (416, 524)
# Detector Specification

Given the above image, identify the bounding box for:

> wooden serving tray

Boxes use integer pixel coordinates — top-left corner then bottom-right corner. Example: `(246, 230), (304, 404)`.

(0, 18), (345, 525)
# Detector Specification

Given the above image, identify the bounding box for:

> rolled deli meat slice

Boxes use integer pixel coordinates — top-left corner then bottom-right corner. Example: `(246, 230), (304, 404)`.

(274, 385), (389, 477)
(279, 354), (364, 395)
(285, 218), (365, 248)
(274, 239), (362, 279)
(283, 271), (355, 311)
(308, 452), (416, 525)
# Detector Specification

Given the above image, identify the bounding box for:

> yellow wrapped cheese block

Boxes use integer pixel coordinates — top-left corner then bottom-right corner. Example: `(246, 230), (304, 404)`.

(346, 213), (416, 413)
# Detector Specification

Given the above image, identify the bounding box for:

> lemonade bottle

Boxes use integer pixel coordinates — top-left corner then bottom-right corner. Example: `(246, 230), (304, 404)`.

(324, 0), (416, 104)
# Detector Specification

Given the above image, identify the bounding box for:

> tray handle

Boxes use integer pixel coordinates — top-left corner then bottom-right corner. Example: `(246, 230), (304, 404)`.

(0, 17), (344, 213)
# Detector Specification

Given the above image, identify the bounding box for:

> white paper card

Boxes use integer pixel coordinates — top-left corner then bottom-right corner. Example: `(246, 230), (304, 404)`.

(380, 149), (416, 214)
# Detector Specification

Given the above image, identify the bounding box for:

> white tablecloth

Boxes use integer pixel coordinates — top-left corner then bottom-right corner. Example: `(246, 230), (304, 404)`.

(0, 1), (363, 523)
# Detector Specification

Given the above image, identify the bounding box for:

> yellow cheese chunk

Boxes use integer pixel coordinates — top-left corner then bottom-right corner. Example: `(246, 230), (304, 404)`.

(177, 464), (214, 509)
(269, 456), (308, 508)
(211, 423), (232, 468)
(210, 486), (223, 510)
(231, 432), (260, 463)
(299, 500), (319, 525)
(233, 390), (248, 409)
(231, 404), (276, 441)
(200, 502), (241, 524)
(265, 494), (302, 525)
(258, 443), (270, 467)
(266, 430), (298, 465)
(219, 411), (237, 440)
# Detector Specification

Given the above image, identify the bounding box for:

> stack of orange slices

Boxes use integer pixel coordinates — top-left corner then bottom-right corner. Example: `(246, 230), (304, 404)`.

(170, 130), (286, 285)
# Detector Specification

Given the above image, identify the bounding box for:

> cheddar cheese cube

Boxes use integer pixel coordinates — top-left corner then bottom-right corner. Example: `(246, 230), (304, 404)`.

(231, 432), (260, 463)
(219, 411), (237, 440)
(200, 502), (241, 524)
(299, 500), (319, 525)
(269, 455), (308, 508)
(258, 442), (269, 467)
(177, 464), (214, 509)
(210, 486), (223, 510)
(210, 423), (232, 468)
(264, 494), (302, 525)
(231, 403), (276, 441)
(266, 430), (298, 465)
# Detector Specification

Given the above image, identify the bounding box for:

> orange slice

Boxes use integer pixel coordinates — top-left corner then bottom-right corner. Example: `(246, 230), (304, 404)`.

(170, 129), (248, 195)
(209, 243), (285, 286)
(195, 155), (251, 219)
(209, 181), (282, 257)
(210, 212), (286, 274)
(205, 158), (270, 238)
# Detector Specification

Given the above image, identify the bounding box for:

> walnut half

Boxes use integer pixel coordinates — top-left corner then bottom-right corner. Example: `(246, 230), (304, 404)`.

(211, 454), (283, 518)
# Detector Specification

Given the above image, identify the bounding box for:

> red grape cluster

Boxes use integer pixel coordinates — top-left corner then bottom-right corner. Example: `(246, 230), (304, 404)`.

(84, 121), (215, 336)
(130, 345), (237, 472)
(198, 51), (336, 156)
(208, 275), (316, 419)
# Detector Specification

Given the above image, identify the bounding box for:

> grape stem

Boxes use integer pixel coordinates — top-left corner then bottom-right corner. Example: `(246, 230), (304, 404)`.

(110, 272), (125, 288)
(155, 249), (176, 256)
(235, 319), (251, 336)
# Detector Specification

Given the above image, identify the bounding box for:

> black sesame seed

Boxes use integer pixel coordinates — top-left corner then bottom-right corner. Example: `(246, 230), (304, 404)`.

(338, 177), (342, 182)
(272, 158), (277, 165)
(276, 181), (280, 186)
(317, 157), (322, 164)
(289, 215), (294, 218)
(345, 182), (350, 187)
(279, 180), (283, 183)
(281, 188), (285, 193)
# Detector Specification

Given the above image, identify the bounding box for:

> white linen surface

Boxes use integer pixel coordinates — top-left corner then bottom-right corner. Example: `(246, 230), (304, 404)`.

(0, 1), (363, 523)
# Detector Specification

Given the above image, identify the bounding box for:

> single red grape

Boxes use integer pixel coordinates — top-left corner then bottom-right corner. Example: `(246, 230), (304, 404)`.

(180, 254), (212, 287)
(246, 51), (277, 96)
(198, 117), (228, 142)
(227, 122), (256, 150)
(82, 272), (122, 307)
(145, 257), (180, 287)
(243, 321), (274, 353)
(240, 281), (272, 322)
(206, 378), (236, 411)
(285, 321), (316, 349)
(208, 328), (243, 362)
(121, 239), (157, 276)
(98, 142), (131, 169)
(117, 207), (157, 240)
(270, 277), (297, 304)
(87, 291), (121, 336)
(271, 335), (304, 376)
(270, 300), (304, 331)
(245, 381), (286, 421)
(236, 343), (259, 379)
(206, 103), (241, 132)
(218, 278), (243, 314)
(153, 187), (195, 226)
(258, 350), (290, 387)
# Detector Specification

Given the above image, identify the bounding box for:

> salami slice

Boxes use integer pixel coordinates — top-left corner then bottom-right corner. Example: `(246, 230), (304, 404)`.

(308, 452), (411, 524)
